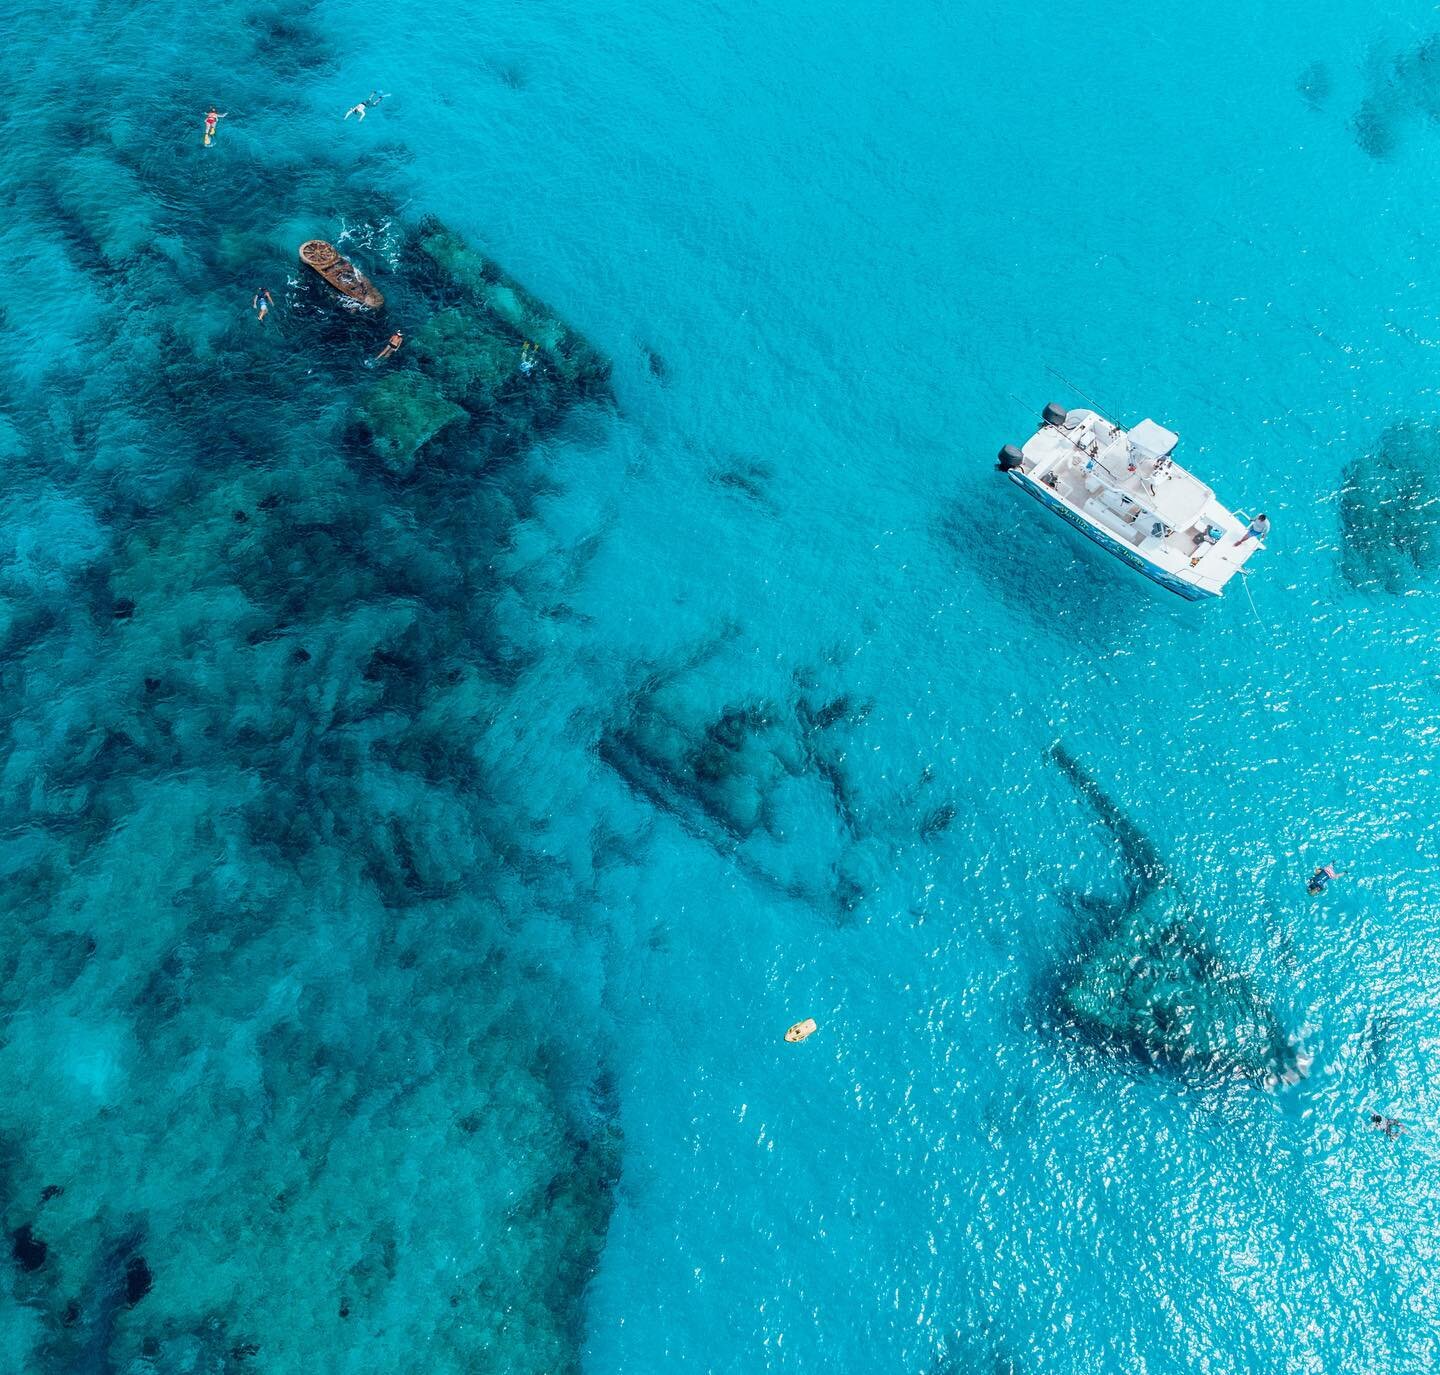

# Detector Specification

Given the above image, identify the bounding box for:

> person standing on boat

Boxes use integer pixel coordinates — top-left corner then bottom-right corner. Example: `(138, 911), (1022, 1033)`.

(1235, 512), (1271, 547)
(203, 107), (227, 146)
(252, 287), (274, 324)
(375, 330), (404, 361)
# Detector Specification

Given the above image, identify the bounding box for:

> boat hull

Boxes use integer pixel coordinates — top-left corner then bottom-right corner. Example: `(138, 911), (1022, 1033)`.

(1006, 470), (1216, 601)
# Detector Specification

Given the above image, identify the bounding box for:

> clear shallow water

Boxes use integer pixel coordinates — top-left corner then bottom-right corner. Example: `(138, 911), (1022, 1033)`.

(4, 0), (1440, 1371)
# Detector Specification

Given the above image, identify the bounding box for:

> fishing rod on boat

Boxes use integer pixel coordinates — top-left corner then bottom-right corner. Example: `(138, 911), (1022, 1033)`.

(1044, 365), (1117, 420)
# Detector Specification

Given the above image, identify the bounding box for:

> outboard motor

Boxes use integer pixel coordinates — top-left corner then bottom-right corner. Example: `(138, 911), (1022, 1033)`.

(1042, 402), (1069, 428)
(996, 443), (1024, 472)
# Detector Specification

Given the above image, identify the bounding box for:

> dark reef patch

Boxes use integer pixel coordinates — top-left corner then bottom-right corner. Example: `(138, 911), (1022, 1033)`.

(642, 344), (670, 383)
(1339, 422), (1440, 592)
(124, 1255), (153, 1307)
(13, 1224), (48, 1272)
(599, 647), (876, 913)
(711, 456), (777, 512)
(1351, 35), (1440, 157)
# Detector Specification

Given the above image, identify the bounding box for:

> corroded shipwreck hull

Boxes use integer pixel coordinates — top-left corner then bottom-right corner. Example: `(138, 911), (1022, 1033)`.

(299, 238), (385, 308)
(354, 216), (611, 473)
(1051, 742), (1302, 1087)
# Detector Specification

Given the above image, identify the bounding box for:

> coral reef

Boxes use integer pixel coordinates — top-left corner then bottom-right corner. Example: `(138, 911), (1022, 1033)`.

(1339, 422), (1440, 593)
(1050, 744), (1299, 1085)
(0, 2), (622, 1369)
(1352, 35), (1440, 157)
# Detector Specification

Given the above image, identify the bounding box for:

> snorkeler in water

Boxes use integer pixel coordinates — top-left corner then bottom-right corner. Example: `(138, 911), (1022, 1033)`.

(345, 91), (389, 120)
(203, 107), (227, 146)
(1369, 1112), (1404, 1139)
(519, 341), (537, 375)
(375, 330), (404, 361)
(1307, 862), (1340, 896)
(252, 287), (274, 323)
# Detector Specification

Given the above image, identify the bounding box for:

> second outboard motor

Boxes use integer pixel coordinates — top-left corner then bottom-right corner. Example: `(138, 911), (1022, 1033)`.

(996, 444), (1024, 472)
(1042, 402), (1069, 428)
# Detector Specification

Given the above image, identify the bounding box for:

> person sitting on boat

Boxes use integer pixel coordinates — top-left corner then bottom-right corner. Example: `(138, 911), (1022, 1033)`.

(375, 330), (404, 361)
(1307, 862), (1340, 896)
(252, 287), (273, 323)
(1235, 512), (1271, 547)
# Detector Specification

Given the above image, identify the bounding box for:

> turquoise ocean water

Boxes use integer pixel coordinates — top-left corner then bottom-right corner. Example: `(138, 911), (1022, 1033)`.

(4, 0), (1440, 1370)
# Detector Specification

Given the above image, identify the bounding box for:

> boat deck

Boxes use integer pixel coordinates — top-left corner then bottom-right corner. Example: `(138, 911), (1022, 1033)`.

(1010, 408), (1262, 596)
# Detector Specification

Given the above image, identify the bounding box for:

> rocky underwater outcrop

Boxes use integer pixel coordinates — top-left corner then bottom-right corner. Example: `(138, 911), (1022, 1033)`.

(1049, 744), (1302, 1087)
(1338, 422), (1440, 593)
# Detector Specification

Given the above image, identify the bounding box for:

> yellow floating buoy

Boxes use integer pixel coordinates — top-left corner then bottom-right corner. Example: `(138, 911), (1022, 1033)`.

(785, 1018), (818, 1043)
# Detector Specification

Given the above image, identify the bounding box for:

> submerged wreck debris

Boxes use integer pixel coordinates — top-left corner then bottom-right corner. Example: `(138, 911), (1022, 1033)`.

(410, 216), (610, 396)
(1339, 422), (1440, 592)
(355, 371), (467, 474)
(1049, 742), (1302, 1086)
(351, 216), (611, 470)
(599, 658), (872, 912)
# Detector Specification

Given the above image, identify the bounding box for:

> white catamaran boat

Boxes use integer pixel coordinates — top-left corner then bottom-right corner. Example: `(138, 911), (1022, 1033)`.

(997, 403), (1263, 600)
